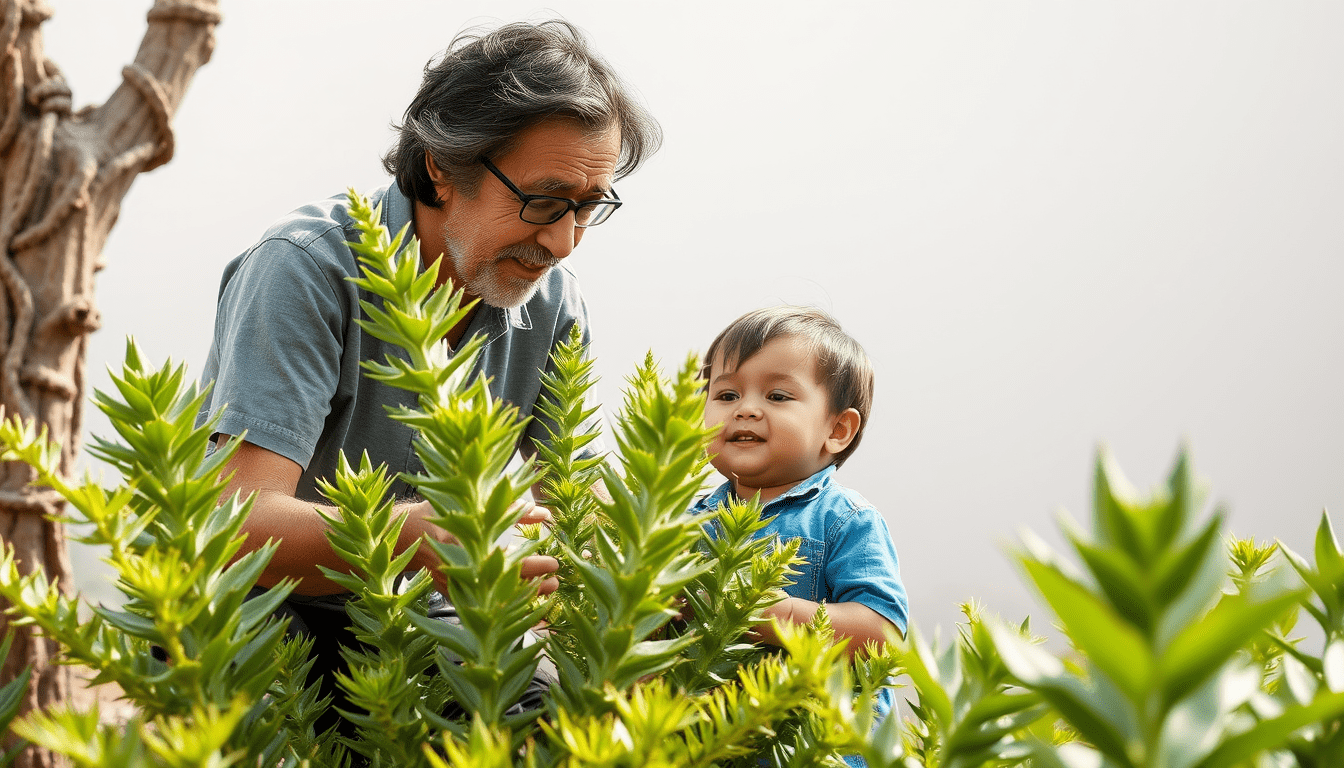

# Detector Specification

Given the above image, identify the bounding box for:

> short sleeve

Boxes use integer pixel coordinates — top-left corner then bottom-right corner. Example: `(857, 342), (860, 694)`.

(199, 237), (348, 469)
(826, 508), (909, 634)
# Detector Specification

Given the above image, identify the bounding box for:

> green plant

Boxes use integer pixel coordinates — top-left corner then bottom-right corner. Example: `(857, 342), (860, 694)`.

(986, 451), (1344, 768)
(0, 343), (326, 766)
(896, 602), (1047, 768)
(0, 632), (31, 766)
(1263, 514), (1344, 765)
(3, 187), (1343, 768)
(0, 189), (900, 766)
(325, 190), (900, 766)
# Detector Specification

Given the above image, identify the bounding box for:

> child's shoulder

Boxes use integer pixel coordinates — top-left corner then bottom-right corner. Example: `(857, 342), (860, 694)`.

(802, 470), (879, 520)
(811, 470), (876, 508)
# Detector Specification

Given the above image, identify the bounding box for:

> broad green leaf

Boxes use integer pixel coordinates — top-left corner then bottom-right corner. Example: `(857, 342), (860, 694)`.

(1155, 522), (1239, 649)
(1193, 690), (1344, 768)
(1093, 451), (1147, 561)
(1282, 652), (1319, 706)
(1150, 514), (1223, 616)
(1316, 512), (1344, 581)
(958, 689), (1044, 731)
(1024, 741), (1111, 768)
(1070, 537), (1155, 633)
(0, 636), (31, 731)
(91, 607), (161, 643)
(1018, 557), (1153, 706)
(990, 622), (1134, 766)
(1159, 590), (1305, 707)
(1154, 451), (1196, 550)
(1326, 639), (1344, 693)
(897, 629), (953, 729)
(1156, 660), (1260, 768)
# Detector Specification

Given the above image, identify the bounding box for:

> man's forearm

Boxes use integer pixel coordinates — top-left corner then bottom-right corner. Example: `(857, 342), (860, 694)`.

(219, 439), (558, 597)
(234, 488), (434, 596)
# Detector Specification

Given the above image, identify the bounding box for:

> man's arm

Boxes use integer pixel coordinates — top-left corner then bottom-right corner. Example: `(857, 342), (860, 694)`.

(220, 438), (558, 596)
(748, 597), (901, 658)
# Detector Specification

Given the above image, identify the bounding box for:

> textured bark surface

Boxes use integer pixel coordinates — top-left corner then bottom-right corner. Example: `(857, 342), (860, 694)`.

(0, 2), (220, 765)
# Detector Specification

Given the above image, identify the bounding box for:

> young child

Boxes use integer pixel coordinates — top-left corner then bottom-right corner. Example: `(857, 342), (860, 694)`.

(692, 306), (908, 655)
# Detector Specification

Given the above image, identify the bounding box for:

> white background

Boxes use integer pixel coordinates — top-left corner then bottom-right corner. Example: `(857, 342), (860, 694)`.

(42, 2), (1344, 644)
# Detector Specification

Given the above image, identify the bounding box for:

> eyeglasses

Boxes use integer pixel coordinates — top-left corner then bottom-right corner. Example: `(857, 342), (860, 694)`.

(481, 157), (622, 227)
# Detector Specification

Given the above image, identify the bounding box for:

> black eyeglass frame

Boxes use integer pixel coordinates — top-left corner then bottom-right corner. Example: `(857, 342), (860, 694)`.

(480, 157), (622, 227)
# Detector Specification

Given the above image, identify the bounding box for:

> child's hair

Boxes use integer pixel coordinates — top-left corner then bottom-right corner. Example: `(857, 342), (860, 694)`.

(703, 306), (874, 468)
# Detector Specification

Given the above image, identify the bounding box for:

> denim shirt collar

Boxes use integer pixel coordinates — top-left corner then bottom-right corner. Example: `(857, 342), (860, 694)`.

(699, 464), (836, 517)
(382, 182), (533, 344)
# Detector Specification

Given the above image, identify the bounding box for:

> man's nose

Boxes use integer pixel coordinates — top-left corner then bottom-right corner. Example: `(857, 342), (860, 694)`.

(535, 215), (580, 260)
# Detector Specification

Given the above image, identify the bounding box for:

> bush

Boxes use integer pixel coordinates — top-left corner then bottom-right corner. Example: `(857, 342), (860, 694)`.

(0, 191), (896, 768)
(0, 191), (1341, 767)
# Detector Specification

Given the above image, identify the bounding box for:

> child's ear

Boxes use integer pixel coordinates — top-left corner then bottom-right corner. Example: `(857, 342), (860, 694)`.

(824, 408), (861, 457)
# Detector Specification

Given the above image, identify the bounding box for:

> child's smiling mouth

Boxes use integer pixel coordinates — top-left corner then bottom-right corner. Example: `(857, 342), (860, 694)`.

(727, 430), (764, 443)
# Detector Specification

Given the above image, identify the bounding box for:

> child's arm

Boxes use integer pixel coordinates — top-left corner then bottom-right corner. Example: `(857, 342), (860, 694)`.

(748, 595), (900, 657)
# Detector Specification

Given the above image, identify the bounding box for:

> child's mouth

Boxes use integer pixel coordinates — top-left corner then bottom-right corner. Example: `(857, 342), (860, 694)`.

(727, 431), (763, 443)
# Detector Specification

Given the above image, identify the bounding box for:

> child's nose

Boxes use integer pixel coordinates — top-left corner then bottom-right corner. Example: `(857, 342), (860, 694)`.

(734, 401), (762, 419)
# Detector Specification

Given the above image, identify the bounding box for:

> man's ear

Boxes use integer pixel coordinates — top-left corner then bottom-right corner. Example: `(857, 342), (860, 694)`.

(425, 154), (454, 205)
(824, 408), (861, 457)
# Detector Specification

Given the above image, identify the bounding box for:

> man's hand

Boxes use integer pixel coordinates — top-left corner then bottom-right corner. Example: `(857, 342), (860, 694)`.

(512, 498), (554, 528)
(512, 499), (561, 595)
(402, 496), (560, 595)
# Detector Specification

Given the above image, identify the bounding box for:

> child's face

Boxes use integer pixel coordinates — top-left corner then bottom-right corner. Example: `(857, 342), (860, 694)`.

(704, 334), (856, 501)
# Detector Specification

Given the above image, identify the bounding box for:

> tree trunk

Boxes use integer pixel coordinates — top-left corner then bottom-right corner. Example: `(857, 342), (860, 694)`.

(0, 1), (220, 765)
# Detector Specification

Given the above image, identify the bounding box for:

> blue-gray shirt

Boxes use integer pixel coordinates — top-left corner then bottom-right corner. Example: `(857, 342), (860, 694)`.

(196, 183), (598, 502)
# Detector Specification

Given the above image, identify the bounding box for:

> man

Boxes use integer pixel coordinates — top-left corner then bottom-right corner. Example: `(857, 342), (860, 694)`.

(194, 19), (660, 728)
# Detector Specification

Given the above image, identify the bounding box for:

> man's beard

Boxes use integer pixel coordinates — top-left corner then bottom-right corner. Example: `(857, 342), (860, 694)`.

(446, 236), (559, 309)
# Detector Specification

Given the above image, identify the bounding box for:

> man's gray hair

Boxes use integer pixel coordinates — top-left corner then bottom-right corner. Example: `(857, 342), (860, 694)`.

(383, 19), (662, 208)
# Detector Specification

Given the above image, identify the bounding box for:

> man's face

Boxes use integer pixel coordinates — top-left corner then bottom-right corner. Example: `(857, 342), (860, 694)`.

(433, 118), (621, 308)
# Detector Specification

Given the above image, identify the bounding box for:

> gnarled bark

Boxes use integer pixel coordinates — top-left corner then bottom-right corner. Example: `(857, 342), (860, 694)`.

(0, 2), (220, 766)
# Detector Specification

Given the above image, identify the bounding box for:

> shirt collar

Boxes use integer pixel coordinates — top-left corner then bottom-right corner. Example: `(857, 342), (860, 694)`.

(385, 183), (533, 345)
(697, 464), (836, 514)
(764, 464), (835, 508)
(385, 181), (414, 239)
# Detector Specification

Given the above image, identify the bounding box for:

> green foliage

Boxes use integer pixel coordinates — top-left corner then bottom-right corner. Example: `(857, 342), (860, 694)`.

(544, 349), (715, 718)
(0, 632), (31, 766)
(663, 494), (801, 695)
(0, 187), (1340, 768)
(0, 344), (322, 766)
(331, 191), (896, 765)
(897, 603), (1046, 768)
(987, 450), (1344, 768)
(1265, 514), (1344, 765)
(531, 322), (608, 653)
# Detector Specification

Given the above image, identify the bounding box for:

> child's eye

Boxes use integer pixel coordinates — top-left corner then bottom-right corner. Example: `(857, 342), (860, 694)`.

(714, 391), (739, 402)
(767, 391), (792, 402)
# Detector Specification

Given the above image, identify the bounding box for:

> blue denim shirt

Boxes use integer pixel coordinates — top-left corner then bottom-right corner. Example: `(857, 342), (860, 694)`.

(692, 465), (908, 760)
(692, 465), (908, 633)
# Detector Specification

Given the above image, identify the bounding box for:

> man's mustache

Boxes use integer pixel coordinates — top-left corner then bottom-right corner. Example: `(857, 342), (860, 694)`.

(497, 244), (559, 270)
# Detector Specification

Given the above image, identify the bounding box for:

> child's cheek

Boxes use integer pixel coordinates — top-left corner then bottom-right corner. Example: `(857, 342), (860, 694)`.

(702, 404), (726, 432)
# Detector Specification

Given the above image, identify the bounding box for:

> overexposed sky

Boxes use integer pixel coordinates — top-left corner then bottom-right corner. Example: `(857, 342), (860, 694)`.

(44, 2), (1344, 640)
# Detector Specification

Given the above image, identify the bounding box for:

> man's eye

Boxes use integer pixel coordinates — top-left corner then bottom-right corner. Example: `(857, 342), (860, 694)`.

(524, 198), (568, 218)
